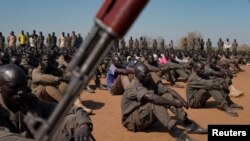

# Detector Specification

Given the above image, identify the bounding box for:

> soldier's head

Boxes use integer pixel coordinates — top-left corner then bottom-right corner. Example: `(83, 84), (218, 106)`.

(0, 32), (2, 36)
(72, 31), (75, 35)
(40, 54), (53, 72)
(193, 62), (204, 76)
(112, 55), (122, 68)
(9, 56), (21, 65)
(48, 33), (51, 37)
(134, 63), (152, 83)
(62, 32), (65, 36)
(10, 31), (14, 35)
(0, 64), (27, 111)
(21, 30), (24, 34)
(52, 32), (55, 36)
(147, 54), (154, 65)
(209, 58), (217, 69)
(39, 31), (43, 35)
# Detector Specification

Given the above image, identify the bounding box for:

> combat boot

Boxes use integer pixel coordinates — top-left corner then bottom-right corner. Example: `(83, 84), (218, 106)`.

(222, 103), (238, 117)
(169, 126), (198, 141)
(229, 85), (243, 97)
(183, 119), (207, 134)
(86, 85), (95, 93)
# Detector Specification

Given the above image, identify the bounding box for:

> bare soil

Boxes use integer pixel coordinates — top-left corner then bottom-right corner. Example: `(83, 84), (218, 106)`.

(80, 66), (250, 141)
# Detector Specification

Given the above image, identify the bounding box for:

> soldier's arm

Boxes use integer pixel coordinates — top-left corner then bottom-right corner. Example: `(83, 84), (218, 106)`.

(114, 68), (134, 75)
(32, 69), (60, 85)
(142, 93), (183, 108)
(188, 79), (221, 90)
(0, 131), (34, 141)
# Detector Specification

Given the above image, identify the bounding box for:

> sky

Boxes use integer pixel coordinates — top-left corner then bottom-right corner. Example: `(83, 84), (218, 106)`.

(1, 0), (250, 45)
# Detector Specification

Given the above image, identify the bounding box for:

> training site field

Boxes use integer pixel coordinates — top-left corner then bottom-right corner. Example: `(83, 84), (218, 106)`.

(80, 66), (250, 141)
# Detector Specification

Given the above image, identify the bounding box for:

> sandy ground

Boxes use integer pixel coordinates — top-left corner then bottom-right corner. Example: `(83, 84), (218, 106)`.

(80, 66), (250, 141)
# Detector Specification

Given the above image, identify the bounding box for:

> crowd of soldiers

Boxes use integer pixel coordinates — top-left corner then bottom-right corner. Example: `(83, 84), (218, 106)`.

(0, 30), (249, 141)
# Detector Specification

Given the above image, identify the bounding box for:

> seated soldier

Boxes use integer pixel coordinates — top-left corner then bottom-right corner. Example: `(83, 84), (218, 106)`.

(205, 58), (243, 97)
(186, 62), (243, 117)
(32, 54), (92, 114)
(0, 64), (94, 141)
(121, 63), (207, 141)
(56, 49), (106, 93)
(106, 55), (134, 95)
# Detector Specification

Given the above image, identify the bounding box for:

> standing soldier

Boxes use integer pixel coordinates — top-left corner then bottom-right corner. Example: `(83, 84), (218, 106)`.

(76, 33), (83, 49)
(224, 38), (231, 52)
(160, 39), (165, 49)
(59, 32), (66, 48)
(18, 30), (26, 48)
(139, 37), (144, 49)
(189, 39), (195, 50)
(200, 38), (204, 51)
(37, 31), (45, 49)
(143, 37), (148, 49)
(120, 38), (126, 49)
(32, 30), (38, 47)
(217, 38), (224, 51)
(70, 31), (77, 48)
(46, 33), (52, 49)
(134, 38), (139, 49)
(66, 33), (71, 48)
(51, 32), (57, 49)
(183, 38), (188, 50)
(152, 39), (157, 49)
(25, 32), (30, 47)
(0, 32), (5, 50)
(232, 39), (238, 53)
(195, 38), (201, 50)
(206, 38), (212, 51)
(128, 36), (134, 49)
(7, 31), (17, 49)
(169, 40), (174, 49)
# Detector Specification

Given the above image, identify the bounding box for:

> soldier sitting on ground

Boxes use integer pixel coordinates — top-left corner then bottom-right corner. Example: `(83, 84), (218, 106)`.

(121, 63), (207, 141)
(0, 64), (94, 141)
(186, 62), (243, 117)
(106, 55), (134, 95)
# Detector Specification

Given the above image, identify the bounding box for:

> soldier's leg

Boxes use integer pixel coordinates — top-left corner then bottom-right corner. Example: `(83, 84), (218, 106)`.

(0, 131), (33, 141)
(188, 89), (210, 108)
(161, 93), (187, 122)
(110, 75), (124, 95)
(209, 89), (238, 116)
(150, 72), (162, 84)
(93, 72), (107, 90)
(175, 68), (189, 81)
(51, 108), (94, 141)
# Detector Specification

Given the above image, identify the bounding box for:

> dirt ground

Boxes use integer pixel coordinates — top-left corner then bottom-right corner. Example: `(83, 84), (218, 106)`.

(80, 66), (250, 141)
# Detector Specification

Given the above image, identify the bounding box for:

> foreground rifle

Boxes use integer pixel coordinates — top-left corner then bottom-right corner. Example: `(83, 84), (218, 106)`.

(24, 0), (149, 140)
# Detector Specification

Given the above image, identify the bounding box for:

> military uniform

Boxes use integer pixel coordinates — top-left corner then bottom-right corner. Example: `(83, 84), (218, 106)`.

(217, 40), (224, 51)
(31, 65), (66, 102)
(0, 35), (5, 49)
(161, 61), (189, 82)
(206, 40), (212, 51)
(121, 78), (187, 132)
(0, 93), (93, 141)
(37, 35), (44, 48)
(186, 72), (229, 108)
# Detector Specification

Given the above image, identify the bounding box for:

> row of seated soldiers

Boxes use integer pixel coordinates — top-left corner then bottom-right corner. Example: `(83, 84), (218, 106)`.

(105, 48), (246, 140)
(0, 46), (248, 141)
